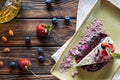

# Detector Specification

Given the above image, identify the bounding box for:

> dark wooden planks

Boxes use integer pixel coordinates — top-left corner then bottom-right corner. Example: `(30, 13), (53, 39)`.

(17, 0), (78, 18)
(0, 19), (75, 47)
(0, 47), (58, 74)
(0, 0), (78, 80)
(0, 75), (58, 80)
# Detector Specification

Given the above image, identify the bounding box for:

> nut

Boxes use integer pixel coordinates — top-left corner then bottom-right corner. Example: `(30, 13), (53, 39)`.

(2, 36), (7, 43)
(9, 29), (14, 37)
(0, 61), (3, 68)
(2, 48), (10, 53)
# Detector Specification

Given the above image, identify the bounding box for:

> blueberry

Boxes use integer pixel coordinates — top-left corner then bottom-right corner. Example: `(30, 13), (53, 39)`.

(52, 17), (58, 25)
(9, 61), (16, 68)
(64, 16), (70, 24)
(38, 56), (44, 62)
(101, 44), (105, 49)
(25, 36), (31, 44)
(37, 47), (43, 53)
(45, 0), (52, 7)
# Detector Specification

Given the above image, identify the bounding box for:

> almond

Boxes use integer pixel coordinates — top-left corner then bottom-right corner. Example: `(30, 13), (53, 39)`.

(2, 36), (7, 43)
(0, 61), (3, 68)
(2, 48), (10, 53)
(9, 29), (14, 37)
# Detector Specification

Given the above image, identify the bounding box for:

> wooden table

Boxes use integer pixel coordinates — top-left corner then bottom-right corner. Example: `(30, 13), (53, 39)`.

(0, 0), (78, 80)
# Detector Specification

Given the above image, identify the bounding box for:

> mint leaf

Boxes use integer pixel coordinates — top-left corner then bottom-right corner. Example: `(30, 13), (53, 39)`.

(112, 53), (120, 59)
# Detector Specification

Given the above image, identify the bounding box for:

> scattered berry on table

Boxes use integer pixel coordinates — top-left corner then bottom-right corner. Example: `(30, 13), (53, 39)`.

(0, 61), (3, 68)
(25, 36), (31, 44)
(64, 16), (70, 24)
(18, 58), (37, 76)
(52, 17), (58, 25)
(9, 61), (16, 68)
(45, 0), (52, 8)
(36, 24), (46, 37)
(38, 56), (44, 62)
(18, 58), (31, 71)
(36, 24), (52, 37)
(37, 47), (43, 53)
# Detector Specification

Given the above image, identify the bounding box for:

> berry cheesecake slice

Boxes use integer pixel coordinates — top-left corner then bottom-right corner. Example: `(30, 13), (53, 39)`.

(69, 18), (115, 72)
(74, 37), (115, 67)
(60, 18), (115, 72)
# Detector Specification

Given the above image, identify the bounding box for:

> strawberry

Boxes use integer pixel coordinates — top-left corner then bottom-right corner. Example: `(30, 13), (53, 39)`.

(100, 50), (108, 56)
(36, 24), (52, 37)
(101, 42), (111, 48)
(101, 42), (115, 54)
(18, 58), (38, 77)
(18, 58), (31, 71)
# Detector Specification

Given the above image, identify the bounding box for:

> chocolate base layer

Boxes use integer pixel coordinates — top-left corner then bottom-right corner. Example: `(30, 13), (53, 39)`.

(81, 62), (108, 72)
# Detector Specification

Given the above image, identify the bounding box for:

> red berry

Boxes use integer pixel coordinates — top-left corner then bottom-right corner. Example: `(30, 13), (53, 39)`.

(18, 58), (31, 71)
(110, 45), (115, 53)
(36, 24), (47, 37)
(100, 50), (108, 56)
(102, 42), (111, 48)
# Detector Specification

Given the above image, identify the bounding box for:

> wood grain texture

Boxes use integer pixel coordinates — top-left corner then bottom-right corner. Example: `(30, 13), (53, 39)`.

(0, 19), (75, 47)
(17, 0), (78, 18)
(0, 75), (58, 80)
(0, 47), (59, 80)
(0, 0), (78, 80)
(0, 47), (57, 74)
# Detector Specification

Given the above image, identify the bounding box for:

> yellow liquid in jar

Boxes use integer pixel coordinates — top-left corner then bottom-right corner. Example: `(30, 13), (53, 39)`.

(0, 0), (21, 23)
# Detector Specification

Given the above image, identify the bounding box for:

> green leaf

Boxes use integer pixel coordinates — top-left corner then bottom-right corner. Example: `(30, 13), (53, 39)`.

(45, 25), (52, 34)
(112, 53), (120, 59)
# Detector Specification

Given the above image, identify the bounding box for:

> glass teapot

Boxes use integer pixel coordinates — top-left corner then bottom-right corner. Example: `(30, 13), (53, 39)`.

(0, 0), (21, 23)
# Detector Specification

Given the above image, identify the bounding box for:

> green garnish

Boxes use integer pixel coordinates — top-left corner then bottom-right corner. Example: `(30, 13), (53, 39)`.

(112, 53), (120, 59)
(45, 25), (52, 34)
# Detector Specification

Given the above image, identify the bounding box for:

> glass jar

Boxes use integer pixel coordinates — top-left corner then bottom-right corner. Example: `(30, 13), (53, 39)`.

(0, 0), (21, 23)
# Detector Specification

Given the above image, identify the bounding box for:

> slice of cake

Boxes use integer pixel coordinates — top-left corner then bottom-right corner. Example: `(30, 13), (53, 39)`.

(70, 18), (115, 72)
(74, 37), (114, 67)
(60, 18), (115, 72)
